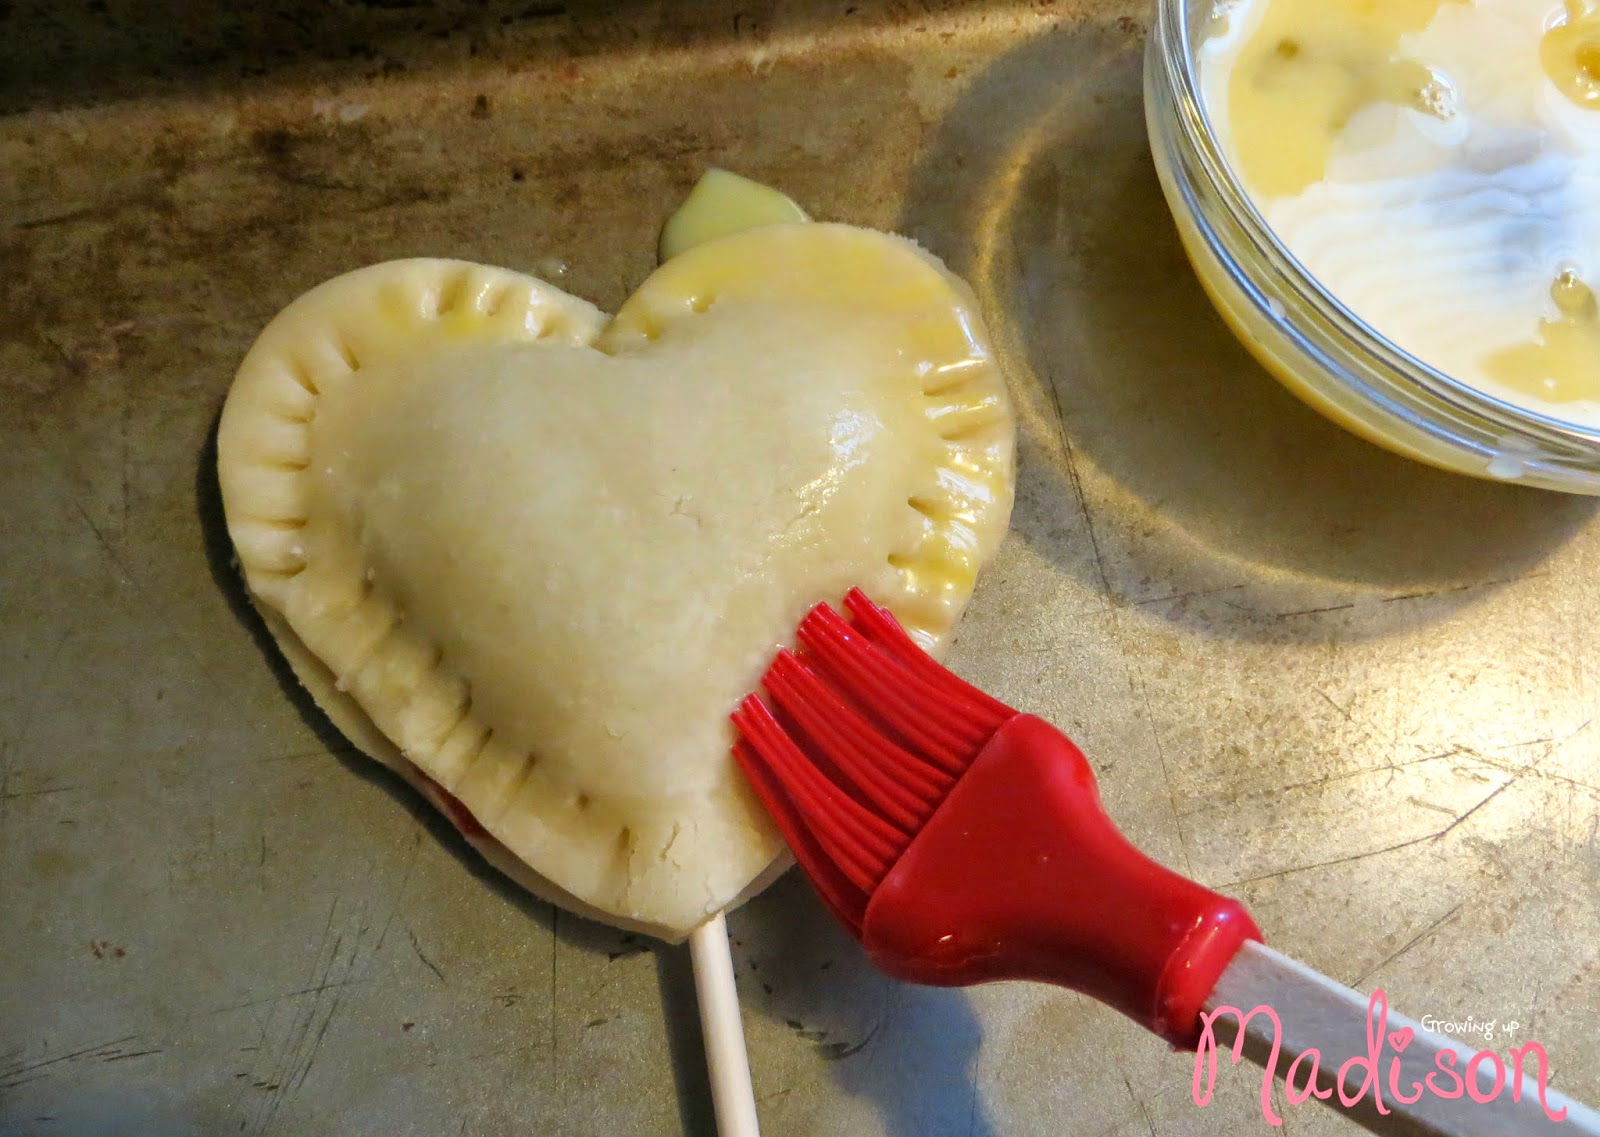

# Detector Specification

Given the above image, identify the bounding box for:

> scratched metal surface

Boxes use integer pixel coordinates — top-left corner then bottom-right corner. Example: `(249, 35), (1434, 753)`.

(2, 2), (1598, 1135)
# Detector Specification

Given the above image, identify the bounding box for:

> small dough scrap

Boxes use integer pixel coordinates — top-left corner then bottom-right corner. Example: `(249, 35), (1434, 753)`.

(218, 224), (1014, 940)
(658, 168), (810, 262)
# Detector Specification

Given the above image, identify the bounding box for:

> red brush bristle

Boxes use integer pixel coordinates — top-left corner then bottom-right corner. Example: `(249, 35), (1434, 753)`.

(730, 732), (870, 934)
(762, 651), (948, 830)
(798, 606), (989, 776)
(731, 697), (900, 891)
(731, 592), (1017, 900)
(840, 589), (1013, 729)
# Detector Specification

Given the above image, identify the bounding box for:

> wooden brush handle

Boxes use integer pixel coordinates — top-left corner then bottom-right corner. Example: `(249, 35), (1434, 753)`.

(1202, 941), (1599, 1136)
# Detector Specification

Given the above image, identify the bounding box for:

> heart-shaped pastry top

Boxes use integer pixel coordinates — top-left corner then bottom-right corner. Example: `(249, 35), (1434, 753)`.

(218, 222), (1015, 940)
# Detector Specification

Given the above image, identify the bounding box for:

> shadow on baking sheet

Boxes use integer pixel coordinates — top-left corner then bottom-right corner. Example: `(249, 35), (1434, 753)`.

(900, 15), (1598, 643)
(0, 1087), (232, 1137)
(732, 872), (996, 1137)
(2, 0), (1077, 117)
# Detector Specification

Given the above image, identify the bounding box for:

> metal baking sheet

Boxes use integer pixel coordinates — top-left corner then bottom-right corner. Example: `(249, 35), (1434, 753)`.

(3, 2), (1597, 1134)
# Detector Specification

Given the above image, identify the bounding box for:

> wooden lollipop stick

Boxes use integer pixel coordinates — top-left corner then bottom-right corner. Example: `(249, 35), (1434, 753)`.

(689, 912), (761, 1137)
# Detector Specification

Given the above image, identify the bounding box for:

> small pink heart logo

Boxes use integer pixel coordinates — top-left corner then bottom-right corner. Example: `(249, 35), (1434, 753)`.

(1389, 1028), (1414, 1052)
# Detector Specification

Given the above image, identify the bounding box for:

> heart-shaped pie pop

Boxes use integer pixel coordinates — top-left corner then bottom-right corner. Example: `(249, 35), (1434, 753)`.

(218, 221), (1015, 940)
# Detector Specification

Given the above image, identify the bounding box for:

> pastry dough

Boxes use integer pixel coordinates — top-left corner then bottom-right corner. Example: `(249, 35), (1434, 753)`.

(218, 223), (1014, 940)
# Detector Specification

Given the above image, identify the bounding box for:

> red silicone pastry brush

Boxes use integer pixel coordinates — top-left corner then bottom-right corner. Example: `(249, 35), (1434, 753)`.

(731, 590), (1599, 1137)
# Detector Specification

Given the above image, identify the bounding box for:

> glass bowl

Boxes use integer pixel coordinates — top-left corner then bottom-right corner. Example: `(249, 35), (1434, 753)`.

(1143, 0), (1600, 494)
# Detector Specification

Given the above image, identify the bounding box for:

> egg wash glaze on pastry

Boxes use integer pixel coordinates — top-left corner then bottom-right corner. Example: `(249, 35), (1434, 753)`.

(1200, 0), (1600, 428)
(217, 219), (1015, 941)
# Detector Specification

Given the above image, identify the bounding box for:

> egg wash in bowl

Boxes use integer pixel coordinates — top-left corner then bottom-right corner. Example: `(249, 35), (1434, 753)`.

(1199, 0), (1600, 429)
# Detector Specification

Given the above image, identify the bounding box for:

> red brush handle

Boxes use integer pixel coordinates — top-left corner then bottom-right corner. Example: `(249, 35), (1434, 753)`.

(860, 714), (1261, 1049)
